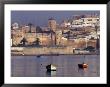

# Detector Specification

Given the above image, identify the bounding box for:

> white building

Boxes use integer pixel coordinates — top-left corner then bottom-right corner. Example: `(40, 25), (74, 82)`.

(72, 19), (83, 25)
(82, 17), (100, 27)
(71, 17), (100, 28)
(12, 22), (19, 29)
(61, 20), (71, 27)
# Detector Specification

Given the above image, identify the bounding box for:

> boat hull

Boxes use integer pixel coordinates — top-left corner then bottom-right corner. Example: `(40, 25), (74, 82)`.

(78, 64), (88, 69)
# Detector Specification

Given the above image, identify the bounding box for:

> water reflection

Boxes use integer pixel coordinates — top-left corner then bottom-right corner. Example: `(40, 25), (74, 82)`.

(11, 55), (100, 77)
(46, 71), (57, 77)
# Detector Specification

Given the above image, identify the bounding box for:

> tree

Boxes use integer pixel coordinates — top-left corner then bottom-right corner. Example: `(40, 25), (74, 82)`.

(36, 26), (42, 33)
(67, 31), (70, 40)
(28, 23), (32, 33)
(95, 24), (98, 34)
(35, 38), (40, 46)
(84, 46), (95, 52)
(96, 37), (100, 50)
(20, 37), (27, 46)
(94, 23), (99, 50)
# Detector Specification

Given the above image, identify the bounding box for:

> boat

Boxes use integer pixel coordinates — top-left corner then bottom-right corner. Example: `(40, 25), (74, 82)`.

(78, 63), (88, 69)
(78, 55), (88, 69)
(37, 55), (41, 57)
(46, 64), (57, 71)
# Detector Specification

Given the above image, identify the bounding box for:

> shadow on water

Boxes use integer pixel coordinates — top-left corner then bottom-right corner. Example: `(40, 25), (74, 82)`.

(46, 71), (57, 77)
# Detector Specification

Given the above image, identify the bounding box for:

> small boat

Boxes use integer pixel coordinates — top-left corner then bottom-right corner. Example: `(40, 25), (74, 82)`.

(78, 63), (88, 69)
(46, 64), (57, 71)
(37, 55), (41, 57)
(78, 55), (88, 69)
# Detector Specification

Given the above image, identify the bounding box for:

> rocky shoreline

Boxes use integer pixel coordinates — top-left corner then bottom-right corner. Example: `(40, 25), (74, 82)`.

(11, 47), (99, 56)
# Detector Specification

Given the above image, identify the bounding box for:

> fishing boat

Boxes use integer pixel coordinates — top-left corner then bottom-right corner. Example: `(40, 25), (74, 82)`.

(46, 64), (57, 71)
(78, 63), (88, 69)
(78, 55), (88, 69)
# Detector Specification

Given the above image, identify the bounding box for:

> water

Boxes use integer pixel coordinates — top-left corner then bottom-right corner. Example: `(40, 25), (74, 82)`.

(11, 55), (100, 77)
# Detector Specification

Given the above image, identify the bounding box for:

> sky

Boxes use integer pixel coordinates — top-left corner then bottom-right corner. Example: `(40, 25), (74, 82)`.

(11, 11), (100, 27)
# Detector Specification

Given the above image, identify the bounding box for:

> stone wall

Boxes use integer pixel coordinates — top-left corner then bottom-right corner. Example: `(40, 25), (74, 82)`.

(23, 46), (74, 55)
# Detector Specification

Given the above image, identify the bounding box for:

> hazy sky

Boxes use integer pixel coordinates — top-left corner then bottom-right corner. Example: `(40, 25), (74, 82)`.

(11, 11), (100, 27)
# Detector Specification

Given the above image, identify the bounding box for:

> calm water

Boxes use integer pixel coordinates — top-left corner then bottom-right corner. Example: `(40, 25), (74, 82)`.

(11, 55), (100, 77)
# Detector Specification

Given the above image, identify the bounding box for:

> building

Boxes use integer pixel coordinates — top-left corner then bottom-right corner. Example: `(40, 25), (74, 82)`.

(11, 14), (100, 49)
(36, 32), (51, 46)
(11, 22), (19, 29)
(24, 33), (37, 45)
(61, 20), (71, 28)
(22, 25), (36, 33)
(82, 17), (100, 27)
(71, 16), (100, 28)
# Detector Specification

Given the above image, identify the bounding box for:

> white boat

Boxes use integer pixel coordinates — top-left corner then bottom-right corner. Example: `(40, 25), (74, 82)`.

(46, 64), (57, 71)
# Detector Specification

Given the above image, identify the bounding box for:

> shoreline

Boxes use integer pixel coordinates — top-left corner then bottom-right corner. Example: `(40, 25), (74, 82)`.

(11, 47), (100, 56)
(11, 53), (99, 56)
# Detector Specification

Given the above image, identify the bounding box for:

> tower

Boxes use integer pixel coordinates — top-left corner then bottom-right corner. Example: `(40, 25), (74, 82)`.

(48, 18), (57, 32)
(56, 30), (62, 46)
(48, 18), (57, 46)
